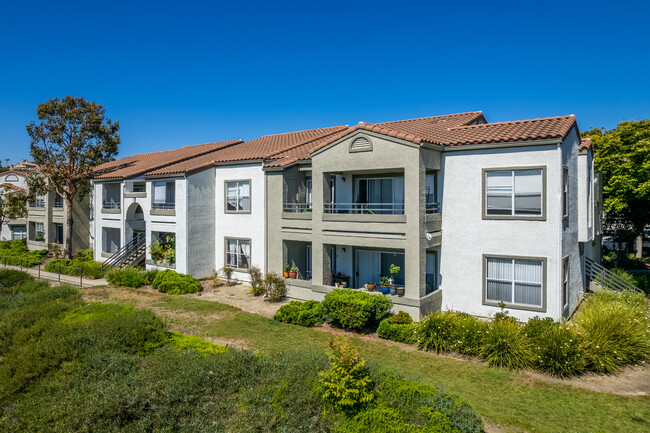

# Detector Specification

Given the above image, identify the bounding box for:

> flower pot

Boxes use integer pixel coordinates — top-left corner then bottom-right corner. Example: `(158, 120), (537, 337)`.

(380, 285), (390, 294)
(396, 287), (405, 296)
(289, 271), (297, 279)
(366, 283), (376, 292)
(283, 271), (289, 278)
(389, 286), (397, 295)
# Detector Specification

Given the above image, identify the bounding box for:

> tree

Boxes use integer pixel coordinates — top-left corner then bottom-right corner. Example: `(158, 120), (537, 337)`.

(0, 187), (27, 234)
(26, 96), (120, 259)
(582, 120), (650, 257)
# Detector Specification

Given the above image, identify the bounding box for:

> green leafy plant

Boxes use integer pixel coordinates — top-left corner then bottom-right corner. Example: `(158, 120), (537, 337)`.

(283, 262), (290, 272)
(530, 322), (586, 377)
(105, 267), (149, 288)
(152, 269), (202, 295)
(377, 318), (416, 344)
(289, 266), (297, 273)
(44, 255), (104, 279)
(414, 311), (457, 353)
(389, 311), (413, 325)
(249, 265), (264, 296)
(150, 234), (176, 264)
(273, 300), (323, 327)
(380, 276), (390, 287)
(263, 272), (286, 302)
(479, 319), (532, 369)
(50, 243), (64, 259)
(319, 339), (374, 414)
(0, 269), (34, 290)
(0, 239), (47, 266)
(221, 266), (234, 286)
(321, 289), (392, 332)
(389, 264), (400, 276)
(168, 332), (227, 357)
(450, 313), (489, 356)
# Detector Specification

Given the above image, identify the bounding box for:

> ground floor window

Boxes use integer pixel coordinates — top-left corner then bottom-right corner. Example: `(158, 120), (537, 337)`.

(485, 256), (545, 309)
(226, 238), (250, 270)
(29, 222), (45, 241)
(102, 227), (121, 254)
(150, 232), (176, 264)
(54, 223), (63, 244)
(11, 225), (27, 240)
(426, 251), (438, 294)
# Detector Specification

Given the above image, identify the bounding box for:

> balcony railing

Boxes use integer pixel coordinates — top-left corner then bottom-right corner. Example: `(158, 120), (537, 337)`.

(324, 203), (405, 215)
(53, 200), (64, 208)
(426, 202), (441, 214)
(283, 203), (312, 213)
(31, 199), (45, 208)
(152, 202), (175, 210)
(102, 200), (121, 210)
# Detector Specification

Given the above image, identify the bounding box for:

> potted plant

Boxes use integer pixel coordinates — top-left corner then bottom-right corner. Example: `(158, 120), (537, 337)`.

(366, 282), (376, 292)
(288, 266), (298, 279)
(283, 263), (290, 278)
(380, 276), (391, 294)
(389, 264), (400, 295)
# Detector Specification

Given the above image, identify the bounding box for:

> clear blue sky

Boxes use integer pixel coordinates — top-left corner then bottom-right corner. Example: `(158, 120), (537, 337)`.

(1, 0), (648, 162)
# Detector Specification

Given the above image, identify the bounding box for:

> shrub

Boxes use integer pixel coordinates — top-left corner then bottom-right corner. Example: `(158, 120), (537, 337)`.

(389, 311), (413, 325)
(105, 267), (149, 288)
(377, 318), (416, 344)
(633, 273), (650, 296)
(145, 269), (159, 285)
(450, 313), (488, 356)
(530, 322), (586, 377)
(522, 316), (557, 341)
(574, 291), (650, 373)
(274, 300), (323, 327)
(249, 265), (264, 296)
(264, 272), (286, 302)
(319, 339), (374, 414)
(414, 311), (456, 353)
(44, 256), (104, 279)
(479, 319), (531, 369)
(74, 248), (94, 260)
(168, 332), (227, 357)
(153, 270), (202, 295)
(321, 289), (392, 333)
(0, 269), (33, 290)
(221, 266), (234, 285)
(0, 239), (47, 267)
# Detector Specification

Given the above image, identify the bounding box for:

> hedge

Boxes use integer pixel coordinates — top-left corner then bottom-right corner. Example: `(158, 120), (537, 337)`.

(105, 267), (159, 288)
(377, 318), (416, 344)
(152, 269), (202, 295)
(274, 300), (323, 327)
(44, 256), (104, 279)
(321, 289), (392, 332)
(0, 239), (47, 267)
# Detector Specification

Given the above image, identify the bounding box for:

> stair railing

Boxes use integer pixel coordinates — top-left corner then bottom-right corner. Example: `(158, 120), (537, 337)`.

(585, 257), (641, 293)
(101, 232), (146, 272)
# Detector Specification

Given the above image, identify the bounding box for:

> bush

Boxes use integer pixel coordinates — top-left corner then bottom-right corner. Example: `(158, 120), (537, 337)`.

(633, 273), (650, 295)
(274, 300), (323, 327)
(522, 316), (557, 341)
(0, 269), (34, 290)
(389, 311), (413, 325)
(321, 289), (392, 333)
(479, 319), (531, 369)
(105, 267), (150, 288)
(319, 339), (374, 414)
(44, 254), (104, 279)
(377, 318), (416, 344)
(450, 313), (488, 356)
(0, 239), (47, 267)
(74, 248), (94, 260)
(249, 265), (264, 296)
(264, 272), (286, 302)
(414, 311), (457, 353)
(153, 269), (202, 295)
(530, 322), (586, 377)
(221, 266), (234, 285)
(575, 291), (650, 373)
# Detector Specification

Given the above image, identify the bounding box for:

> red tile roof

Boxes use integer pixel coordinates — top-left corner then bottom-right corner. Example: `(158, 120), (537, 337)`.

(0, 183), (26, 194)
(94, 140), (244, 180)
(579, 137), (593, 151)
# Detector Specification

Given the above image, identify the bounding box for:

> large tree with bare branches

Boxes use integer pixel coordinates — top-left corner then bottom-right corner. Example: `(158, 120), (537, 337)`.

(26, 96), (120, 259)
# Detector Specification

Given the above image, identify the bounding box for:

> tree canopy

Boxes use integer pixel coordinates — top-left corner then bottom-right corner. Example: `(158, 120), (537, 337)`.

(0, 187), (27, 231)
(26, 96), (120, 258)
(582, 119), (650, 239)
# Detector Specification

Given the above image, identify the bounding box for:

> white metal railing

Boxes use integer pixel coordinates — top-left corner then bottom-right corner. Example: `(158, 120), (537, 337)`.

(31, 199), (45, 208)
(152, 202), (175, 210)
(324, 202), (405, 215)
(426, 202), (441, 214)
(102, 200), (121, 209)
(283, 203), (312, 213)
(585, 257), (641, 293)
(53, 200), (64, 208)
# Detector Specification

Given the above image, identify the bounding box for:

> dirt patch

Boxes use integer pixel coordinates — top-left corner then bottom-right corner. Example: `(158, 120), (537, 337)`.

(189, 281), (287, 318)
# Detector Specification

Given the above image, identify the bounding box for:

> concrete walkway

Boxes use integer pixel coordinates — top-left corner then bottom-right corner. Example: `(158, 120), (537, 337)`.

(1, 263), (108, 287)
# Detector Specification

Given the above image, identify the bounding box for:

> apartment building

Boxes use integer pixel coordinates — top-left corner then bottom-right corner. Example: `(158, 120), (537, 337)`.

(265, 112), (600, 321)
(0, 170), (29, 241)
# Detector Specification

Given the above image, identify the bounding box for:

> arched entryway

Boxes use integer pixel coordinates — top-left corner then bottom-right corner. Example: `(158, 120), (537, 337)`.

(125, 203), (145, 242)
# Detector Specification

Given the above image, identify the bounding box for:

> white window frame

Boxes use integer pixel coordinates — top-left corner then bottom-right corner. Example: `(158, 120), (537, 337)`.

(225, 237), (251, 270)
(225, 180), (251, 213)
(483, 254), (547, 312)
(483, 167), (546, 220)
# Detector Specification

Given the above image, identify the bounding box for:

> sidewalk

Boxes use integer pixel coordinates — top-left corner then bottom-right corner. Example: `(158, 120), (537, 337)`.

(1, 263), (108, 287)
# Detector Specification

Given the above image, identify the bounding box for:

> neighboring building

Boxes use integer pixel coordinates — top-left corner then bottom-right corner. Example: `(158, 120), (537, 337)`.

(8, 161), (38, 171)
(0, 170), (29, 241)
(265, 112), (601, 321)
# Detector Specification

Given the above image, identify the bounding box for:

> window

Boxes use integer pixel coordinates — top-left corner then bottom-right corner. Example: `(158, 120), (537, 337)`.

(305, 178), (312, 205)
(11, 225), (26, 240)
(426, 251), (438, 294)
(152, 181), (175, 209)
(133, 182), (146, 193)
(485, 256), (545, 309)
(33, 222), (45, 241)
(562, 166), (569, 219)
(485, 168), (544, 218)
(33, 194), (45, 208)
(562, 257), (569, 308)
(54, 193), (63, 208)
(102, 183), (121, 209)
(4, 174), (18, 182)
(225, 238), (250, 269)
(54, 223), (63, 244)
(225, 180), (250, 212)
(355, 177), (404, 214)
(102, 228), (121, 254)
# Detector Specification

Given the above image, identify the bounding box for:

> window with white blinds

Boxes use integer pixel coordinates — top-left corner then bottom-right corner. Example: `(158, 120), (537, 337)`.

(485, 168), (543, 217)
(225, 180), (250, 212)
(485, 256), (544, 308)
(225, 238), (250, 270)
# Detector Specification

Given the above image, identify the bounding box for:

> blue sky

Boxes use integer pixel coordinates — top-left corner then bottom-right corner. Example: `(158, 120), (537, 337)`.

(1, 0), (648, 162)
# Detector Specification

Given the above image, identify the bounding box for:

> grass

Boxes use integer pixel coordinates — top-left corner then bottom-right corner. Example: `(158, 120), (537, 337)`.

(87, 288), (650, 433)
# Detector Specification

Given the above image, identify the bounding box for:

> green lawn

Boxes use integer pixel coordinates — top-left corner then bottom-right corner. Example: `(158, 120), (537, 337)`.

(87, 288), (650, 433)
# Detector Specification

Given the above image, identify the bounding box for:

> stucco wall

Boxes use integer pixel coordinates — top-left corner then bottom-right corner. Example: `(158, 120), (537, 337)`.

(215, 163), (266, 281)
(186, 169), (216, 278)
(0, 171), (28, 241)
(440, 144), (563, 321)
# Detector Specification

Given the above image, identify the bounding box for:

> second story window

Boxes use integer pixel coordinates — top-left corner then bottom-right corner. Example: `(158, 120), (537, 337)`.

(54, 193), (64, 208)
(562, 166), (569, 219)
(102, 183), (121, 209)
(485, 168), (544, 218)
(33, 194), (46, 208)
(152, 181), (175, 210)
(225, 180), (250, 213)
(133, 182), (146, 193)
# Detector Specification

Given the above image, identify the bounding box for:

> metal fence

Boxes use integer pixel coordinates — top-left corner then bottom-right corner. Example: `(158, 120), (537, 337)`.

(1, 255), (84, 287)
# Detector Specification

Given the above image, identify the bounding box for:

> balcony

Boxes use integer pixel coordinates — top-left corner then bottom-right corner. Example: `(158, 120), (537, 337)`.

(30, 199), (45, 208)
(152, 202), (175, 210)
(325, 202), (404, 215)
(101, 200), (121, 214)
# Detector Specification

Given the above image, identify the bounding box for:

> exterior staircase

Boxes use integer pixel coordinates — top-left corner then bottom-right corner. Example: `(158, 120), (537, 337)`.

(585, 257), (641, 293)
(101, 232), (146, 272)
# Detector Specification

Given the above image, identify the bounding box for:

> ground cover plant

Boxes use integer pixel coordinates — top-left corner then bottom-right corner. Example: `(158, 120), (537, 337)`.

(0, 272), (484, 433)
(0, 239), (47, 266)
(44, 249), (104, 278)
